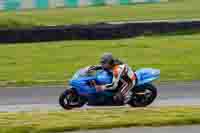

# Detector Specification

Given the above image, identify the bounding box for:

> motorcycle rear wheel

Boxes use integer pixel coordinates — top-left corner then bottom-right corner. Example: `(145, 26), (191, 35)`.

(128, 84), (157, 107)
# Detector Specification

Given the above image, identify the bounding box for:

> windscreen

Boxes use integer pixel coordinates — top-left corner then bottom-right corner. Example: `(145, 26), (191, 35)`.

(71, 68), (97, 80)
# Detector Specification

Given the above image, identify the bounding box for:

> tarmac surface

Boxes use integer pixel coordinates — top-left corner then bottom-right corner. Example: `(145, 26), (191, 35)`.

(66, 126), (200, 133)
(0, 81), (200, 112)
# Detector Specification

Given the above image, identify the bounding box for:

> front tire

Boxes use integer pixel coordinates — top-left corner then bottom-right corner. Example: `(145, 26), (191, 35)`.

(59, 89), (85, 110)
(128, 84), (157, 107)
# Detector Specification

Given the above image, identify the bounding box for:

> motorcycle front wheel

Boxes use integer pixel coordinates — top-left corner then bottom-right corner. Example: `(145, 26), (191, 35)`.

(128, 84), (157, 107)
(59, 88), (86, 110)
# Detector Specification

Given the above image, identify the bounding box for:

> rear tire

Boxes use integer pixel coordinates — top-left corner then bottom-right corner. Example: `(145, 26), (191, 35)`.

(128, 84), (157, 107)
(59, 89), (85, 110)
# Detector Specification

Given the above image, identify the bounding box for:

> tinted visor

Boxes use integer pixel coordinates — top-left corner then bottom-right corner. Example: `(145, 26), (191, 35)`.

(100, 58), (114, 65)
(100, 60), (107, 65)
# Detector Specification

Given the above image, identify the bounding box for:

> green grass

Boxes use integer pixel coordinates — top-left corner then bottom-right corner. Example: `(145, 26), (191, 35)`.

(1, 107), (200, 133)
(0, 0), (200, 28)
(0, 33), (200, 86)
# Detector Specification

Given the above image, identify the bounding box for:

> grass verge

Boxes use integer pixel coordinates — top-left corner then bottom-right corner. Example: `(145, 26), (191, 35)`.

(0, 106), (200, 133)
(0, 0), (200, 28)
(1, 33), (200, 86)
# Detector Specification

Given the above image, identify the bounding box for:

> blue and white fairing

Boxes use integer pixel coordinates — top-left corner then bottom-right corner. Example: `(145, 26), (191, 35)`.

(135, 68), (160, 86)
(69, 69), (113, 95)
(70, 68), (113, 85)
(69, 68), (160, 95)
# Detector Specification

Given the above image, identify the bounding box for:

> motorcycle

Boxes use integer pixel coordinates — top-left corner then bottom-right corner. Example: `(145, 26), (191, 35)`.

(59, 67), (160, 110)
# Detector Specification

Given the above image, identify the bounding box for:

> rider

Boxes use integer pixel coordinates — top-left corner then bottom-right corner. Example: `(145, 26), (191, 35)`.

(86, 53), (136, 104)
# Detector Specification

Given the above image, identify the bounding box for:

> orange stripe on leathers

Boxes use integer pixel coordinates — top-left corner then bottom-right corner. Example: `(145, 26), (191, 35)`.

(113, 65), (120, 78)
(131, 73), (136, 80)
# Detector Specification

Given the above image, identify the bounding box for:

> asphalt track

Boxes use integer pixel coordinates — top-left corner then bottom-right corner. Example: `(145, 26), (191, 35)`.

(0, 81), (200, 112)
(67, 126), (200, 133)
